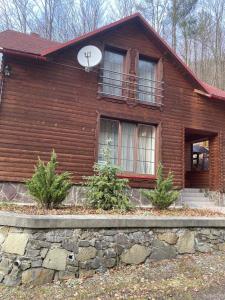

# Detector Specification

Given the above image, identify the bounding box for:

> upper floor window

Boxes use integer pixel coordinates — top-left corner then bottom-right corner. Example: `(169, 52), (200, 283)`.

(98, 118), (156, 175)
(99, 48), (162, 105)
(102, 50), (124, 97)
(137, 58), (156, 103)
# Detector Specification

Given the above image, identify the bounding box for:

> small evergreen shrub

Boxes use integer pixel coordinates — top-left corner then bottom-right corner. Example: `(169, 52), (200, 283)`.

(84, 144), (132, 211)
(142, 163), (179, 209)
(26, 150), (72, 209)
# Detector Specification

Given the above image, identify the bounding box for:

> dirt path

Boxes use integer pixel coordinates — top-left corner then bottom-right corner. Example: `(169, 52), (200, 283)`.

(1, 252), (225, 299)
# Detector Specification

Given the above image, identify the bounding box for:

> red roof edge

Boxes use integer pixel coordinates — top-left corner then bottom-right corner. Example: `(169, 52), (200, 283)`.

(41, 13), (141, 56)
(0, 48), (47, 61)
(41, 12), (209, 94)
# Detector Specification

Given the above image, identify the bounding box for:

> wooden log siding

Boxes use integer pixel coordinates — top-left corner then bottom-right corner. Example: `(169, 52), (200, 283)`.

(0, 21), (225, 190)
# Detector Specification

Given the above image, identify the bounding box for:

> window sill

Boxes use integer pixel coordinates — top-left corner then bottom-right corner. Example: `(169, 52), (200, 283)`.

(136, 100), (163, 109)
(117, 173), (157, 180)
(97, 93), (126, 104)
(98, 93), (163, 110)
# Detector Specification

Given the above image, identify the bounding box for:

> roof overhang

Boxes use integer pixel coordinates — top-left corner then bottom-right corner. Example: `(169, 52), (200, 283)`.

(0, 47), (47, 61)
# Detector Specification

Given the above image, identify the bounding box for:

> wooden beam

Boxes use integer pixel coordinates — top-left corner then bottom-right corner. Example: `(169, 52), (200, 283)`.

(194, 89), (211, 98)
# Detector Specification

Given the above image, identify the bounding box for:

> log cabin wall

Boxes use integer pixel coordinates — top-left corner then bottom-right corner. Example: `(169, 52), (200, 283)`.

(0, 20), (225, 190)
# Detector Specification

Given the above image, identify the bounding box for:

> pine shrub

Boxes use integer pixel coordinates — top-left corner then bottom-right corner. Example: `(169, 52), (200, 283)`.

(84, 144), (132, 211)
(142, 163), (179, 209)
(26, 150), (72, 209)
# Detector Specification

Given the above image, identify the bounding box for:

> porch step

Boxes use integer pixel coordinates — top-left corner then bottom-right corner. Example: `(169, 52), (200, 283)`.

(182, 197), (210, 203)
(182, 201), (217, 208)
(180, 188), (217, 209)
(183, 188), (205, 193)
(182, 192), (208, 198)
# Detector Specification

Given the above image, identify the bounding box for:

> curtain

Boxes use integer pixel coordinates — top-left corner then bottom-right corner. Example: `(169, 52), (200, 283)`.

(98, 119), (156, 175)
(138, 59), (156, 103)
(98, 119), (118, 165)
(137, 125), (155, 174)
(121, 122), (136, 172)
(103, 50), (124, 97)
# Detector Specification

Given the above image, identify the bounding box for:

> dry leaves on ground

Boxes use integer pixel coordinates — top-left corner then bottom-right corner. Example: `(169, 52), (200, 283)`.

(0, 203), (224, 217)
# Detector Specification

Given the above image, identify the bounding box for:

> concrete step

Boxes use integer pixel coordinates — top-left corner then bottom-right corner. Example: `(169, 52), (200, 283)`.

(181, 197), (213, 203)
(182, 201), (217, 208)
(183, 188), (204, 193)
(181, 192), (208, 198)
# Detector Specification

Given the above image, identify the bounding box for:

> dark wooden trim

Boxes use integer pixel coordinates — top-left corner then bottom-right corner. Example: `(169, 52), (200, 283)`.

(118, 173), (156, 179)
(118, 120), (122, 166)
(94, 111), (101, 164)
(98, 110), (160, 125)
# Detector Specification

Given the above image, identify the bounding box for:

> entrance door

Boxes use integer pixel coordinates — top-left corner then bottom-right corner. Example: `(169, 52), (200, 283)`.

(184, 128), (219, 190)
(186, 141), (209, 188)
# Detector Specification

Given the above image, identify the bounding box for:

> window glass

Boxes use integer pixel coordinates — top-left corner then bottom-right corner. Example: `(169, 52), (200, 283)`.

(138, 58), (156, 103)
(137, 125), (155, 175)
(121, 122), (136, 172)
(98, 119), (118, 165)
(102, 50), (124, 97)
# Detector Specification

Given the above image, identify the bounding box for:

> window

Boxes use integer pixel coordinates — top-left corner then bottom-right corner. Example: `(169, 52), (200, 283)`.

(98, 119), (119, 165)
(98, 118), (156, 175)
(137, 58), (156, 103)
(99, 48), (162, 105)
(102, 50), (124, 97)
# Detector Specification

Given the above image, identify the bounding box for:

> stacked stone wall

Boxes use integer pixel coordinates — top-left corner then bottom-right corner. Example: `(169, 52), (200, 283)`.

(1, 226), (225, 286)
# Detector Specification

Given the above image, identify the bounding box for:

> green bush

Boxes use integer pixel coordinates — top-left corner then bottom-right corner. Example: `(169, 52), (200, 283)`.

(26, 150), (72, 209)
(84, 144), (132, 211)
(142, 163), (179, 209)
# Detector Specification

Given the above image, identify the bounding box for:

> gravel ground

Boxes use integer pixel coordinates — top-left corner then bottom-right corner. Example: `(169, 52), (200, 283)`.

(1, 252), (225, 300)
(0, 203), (224, 216)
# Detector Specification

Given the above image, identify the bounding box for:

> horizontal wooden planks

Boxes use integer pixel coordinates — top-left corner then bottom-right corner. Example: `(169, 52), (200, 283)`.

(0, 19), (225, 190)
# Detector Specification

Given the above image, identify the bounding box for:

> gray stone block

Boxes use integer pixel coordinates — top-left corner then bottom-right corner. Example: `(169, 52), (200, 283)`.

(43, 248), (69, 271)
(177, 231), (195, 254)
(22, 268), (54, 285)
(150, 240), (177, 260)
(2, 233), (30, 255)
(76, 247), (97, 262)
(121, 244), (151, 264)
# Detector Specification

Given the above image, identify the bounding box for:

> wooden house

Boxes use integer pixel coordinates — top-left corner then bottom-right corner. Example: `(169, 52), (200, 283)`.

(0, 13), (225, 202)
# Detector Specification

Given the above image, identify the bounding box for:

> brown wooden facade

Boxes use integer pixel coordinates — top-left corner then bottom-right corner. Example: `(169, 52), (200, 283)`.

(0, 15), (225, 191)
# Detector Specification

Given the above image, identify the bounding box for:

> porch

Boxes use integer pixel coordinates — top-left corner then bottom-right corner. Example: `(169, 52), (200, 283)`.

(184, 128), (220, 191)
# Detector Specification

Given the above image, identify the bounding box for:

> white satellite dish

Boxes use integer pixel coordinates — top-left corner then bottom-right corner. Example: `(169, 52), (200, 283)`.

(77, 45), (102, 72)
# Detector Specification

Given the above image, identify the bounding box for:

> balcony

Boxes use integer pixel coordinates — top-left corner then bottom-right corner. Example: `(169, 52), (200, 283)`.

(98, 68), (164, 106)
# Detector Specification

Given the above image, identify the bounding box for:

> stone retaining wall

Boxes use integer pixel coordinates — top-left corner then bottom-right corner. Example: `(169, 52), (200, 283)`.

(1, 225), (225, 286)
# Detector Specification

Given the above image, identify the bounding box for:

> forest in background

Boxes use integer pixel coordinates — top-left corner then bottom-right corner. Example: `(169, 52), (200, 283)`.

(0, 0), (224, 90)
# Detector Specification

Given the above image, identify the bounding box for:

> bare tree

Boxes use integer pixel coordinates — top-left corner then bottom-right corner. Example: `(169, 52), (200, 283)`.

(108, 0), (138, 20)
(77, 0), (106, 34)
(210, 0), (225, 88)
(168, 0), (198, 51)
(0, 0), (34, 32)
(137, 0), (169, 34)
(0, 0), (13, 30)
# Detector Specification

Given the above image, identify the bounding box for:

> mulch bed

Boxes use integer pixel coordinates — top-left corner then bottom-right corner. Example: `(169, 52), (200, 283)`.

(0, 203), (224, 217)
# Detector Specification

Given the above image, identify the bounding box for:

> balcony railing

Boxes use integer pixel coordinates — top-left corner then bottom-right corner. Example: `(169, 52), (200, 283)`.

(98, 68), (164, 105)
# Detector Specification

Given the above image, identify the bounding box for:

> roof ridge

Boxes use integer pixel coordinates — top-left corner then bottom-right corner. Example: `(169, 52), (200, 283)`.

(41, 13), (141, 56)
